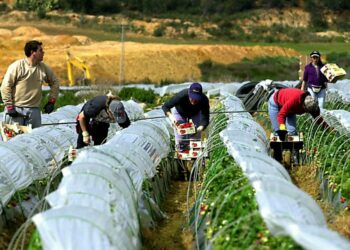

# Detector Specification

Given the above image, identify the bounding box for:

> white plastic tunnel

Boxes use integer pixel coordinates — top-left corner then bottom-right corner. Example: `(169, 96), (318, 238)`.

(32, 109), (172, 250)
(218, 93), (350, 250)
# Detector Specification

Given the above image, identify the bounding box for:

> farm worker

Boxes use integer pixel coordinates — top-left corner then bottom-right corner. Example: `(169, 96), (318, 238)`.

(301, 50), (328, 108)
(162, 82), (210, 151)
(76, 94), (131, 149)
(1, 40), (59, 128)
(268, 88), (328, 139)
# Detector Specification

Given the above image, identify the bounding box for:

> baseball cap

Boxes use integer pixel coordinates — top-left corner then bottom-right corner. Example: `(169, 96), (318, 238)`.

(304, 96), (319, 113)
(310, 50), (321, 57)
(109, 100), (127, 123)
(188, 82), (203, 101)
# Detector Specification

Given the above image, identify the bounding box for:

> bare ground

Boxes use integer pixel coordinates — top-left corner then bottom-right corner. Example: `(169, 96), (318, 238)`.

(0, 23), (300, 85)
(290, 163), (350, 239)
(142, 180), (195, 250)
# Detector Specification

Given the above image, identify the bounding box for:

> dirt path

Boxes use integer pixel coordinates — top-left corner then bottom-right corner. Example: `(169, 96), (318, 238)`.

(290, 164), (350, 238)
(142, 180), (195, 250)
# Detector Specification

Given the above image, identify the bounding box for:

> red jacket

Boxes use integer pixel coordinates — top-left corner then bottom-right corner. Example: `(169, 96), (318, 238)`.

(274, 88), (308, 125)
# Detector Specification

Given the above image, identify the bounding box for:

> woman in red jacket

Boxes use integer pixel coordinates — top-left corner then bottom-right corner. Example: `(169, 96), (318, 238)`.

(268, 88), (321, 136)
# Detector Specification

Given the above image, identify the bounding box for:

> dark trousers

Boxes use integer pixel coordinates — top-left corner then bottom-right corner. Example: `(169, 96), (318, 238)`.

(76, 121), (110, 149)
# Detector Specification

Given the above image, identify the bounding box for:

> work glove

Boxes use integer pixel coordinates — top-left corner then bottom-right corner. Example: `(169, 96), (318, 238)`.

(6, 105), (18, 117)
(44, 98), (56, 114)
(196, 125), (204, 132)
(279, 124), (286, 131)
(82, 131), (90, 145)
(168, 114), (179, 126)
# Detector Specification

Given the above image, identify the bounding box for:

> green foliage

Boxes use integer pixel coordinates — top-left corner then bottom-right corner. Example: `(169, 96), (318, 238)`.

(326, 52), (350, 74)
(321, 0), (350, 10)
(40, 90), (98, 110)
(199, 56), (299, 82)
(27, 230), (42, 250)
(58, 0), (121, 14)
(118, 87), (157, 104)
(153, 25), (166, 37)
(14, 0), (59, 18)
(196, 127), (301, 248)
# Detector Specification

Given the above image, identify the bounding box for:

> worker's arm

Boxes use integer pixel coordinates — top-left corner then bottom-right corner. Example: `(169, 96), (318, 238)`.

(162, 91), (186, 126)
(1, 62), (18, 106)
(301, 66), (309, 91)
(165, 111), (179, 126)
(43, 64), (60, 102)
(77, 111), (90, 144)
(162, 95), (180, 115)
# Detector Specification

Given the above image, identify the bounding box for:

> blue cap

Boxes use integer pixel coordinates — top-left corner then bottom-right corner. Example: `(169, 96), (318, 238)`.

(188, 82), (203, 101)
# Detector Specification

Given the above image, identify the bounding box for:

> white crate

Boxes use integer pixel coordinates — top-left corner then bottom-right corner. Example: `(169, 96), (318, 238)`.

(176, 120), (196, 135)
(0, 122), (32, 142)
(190, 140), (207, 149)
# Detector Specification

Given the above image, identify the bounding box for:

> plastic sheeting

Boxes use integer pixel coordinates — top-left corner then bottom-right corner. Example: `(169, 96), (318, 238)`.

(219, 93), (350, 250)
(0, 107), (79, 213)
(32, 206), (136, 250)
(328, 79), (350, 103)
(33, 108), (172, 250)
(325, 110), (350, 132)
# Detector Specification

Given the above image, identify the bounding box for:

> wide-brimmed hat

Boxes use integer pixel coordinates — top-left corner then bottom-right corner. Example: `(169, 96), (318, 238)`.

(109, 100), (127, 123)
(188, 82), (203, 101)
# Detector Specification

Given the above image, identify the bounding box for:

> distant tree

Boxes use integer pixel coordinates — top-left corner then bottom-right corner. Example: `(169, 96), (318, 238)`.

(224, 0), (255, 13)
(320, 0), (350, 10)
(142, 0), (167, 14)
(259, 0), (299, 8)
(14, 0), (59, 18)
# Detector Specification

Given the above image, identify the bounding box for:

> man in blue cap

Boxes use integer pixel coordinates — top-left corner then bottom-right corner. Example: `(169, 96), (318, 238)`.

(162, 82), (210, 151)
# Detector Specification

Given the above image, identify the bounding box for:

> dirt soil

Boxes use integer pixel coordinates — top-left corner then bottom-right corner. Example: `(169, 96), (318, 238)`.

(142, 180), (195, 250)
(0, 25), (300, 85)
(290, 163), (350, 239)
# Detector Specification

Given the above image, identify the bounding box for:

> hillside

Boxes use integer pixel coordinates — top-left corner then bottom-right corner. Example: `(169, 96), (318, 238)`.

(0, 25), (300, 85)
(0, 3), (349, 84)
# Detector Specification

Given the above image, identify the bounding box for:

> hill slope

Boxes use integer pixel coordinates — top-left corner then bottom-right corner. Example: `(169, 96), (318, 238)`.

(0, 26), (300, 84)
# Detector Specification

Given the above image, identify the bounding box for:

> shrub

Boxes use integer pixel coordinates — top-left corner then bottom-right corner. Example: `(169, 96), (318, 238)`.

(153, 25), (166, 37)
(118, 87), (157, 104)
(199, 56), (299, 82)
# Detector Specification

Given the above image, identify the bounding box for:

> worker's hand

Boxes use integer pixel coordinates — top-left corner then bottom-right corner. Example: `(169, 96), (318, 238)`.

(44, 98), (56, 114)
(168, 114), (179, 126)
(6, 105), (18, 117)
(82, 131), (90, 145)
(279, 124), (286, 131)
(196, 125), (204, 132)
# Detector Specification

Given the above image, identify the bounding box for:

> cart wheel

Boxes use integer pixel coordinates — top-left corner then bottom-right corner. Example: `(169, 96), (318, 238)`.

(282, 150), (291, 168)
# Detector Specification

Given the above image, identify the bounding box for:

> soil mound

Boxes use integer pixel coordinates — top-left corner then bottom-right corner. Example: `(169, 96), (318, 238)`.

(0, 26), (300, 85)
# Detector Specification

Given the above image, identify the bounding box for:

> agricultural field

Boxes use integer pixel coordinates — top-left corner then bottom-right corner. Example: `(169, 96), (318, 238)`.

(1, 80), (350, 249)
(1, 4), (350, 250)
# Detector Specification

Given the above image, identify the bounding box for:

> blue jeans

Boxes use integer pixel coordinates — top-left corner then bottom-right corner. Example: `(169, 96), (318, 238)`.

(268, 94), (297, 135)
(171, 107), (201, 151)
(307, 87), (326, 108)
